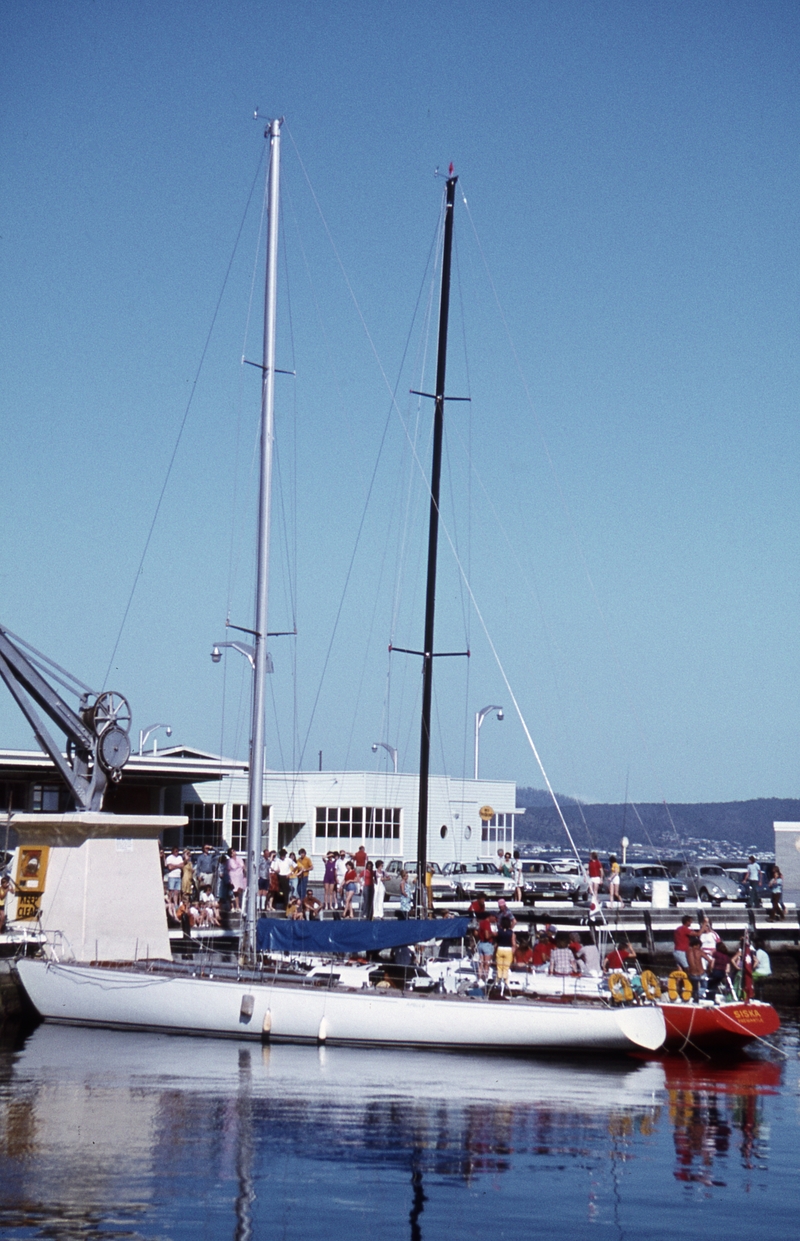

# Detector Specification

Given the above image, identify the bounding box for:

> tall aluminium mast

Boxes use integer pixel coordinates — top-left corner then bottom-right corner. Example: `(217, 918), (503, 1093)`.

(243, 116), (282, 961)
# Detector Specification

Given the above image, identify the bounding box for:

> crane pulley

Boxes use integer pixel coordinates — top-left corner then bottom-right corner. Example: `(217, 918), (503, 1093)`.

(0, 624), (132, 812)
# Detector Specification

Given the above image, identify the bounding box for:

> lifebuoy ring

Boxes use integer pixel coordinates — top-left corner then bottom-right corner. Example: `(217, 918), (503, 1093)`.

(667, 970), (693, 1003)
(608, 972), (633, 1003)
(639, 969), (662, 1001)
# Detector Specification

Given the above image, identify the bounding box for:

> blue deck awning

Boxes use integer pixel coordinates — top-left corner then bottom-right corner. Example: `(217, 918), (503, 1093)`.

(256, 916), (470, 955)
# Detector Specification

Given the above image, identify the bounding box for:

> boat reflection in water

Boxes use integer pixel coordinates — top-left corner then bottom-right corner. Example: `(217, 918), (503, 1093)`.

(0, 1025), (792, 1240)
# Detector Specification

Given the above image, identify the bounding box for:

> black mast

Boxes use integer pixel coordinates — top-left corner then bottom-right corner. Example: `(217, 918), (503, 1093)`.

(415, 172), (458, 912)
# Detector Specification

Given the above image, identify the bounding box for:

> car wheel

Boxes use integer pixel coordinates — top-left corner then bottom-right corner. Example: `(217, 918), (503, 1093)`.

(456, 885), (467, 902)
(633, 888), (643, 902)
(699, 888), (710, 902)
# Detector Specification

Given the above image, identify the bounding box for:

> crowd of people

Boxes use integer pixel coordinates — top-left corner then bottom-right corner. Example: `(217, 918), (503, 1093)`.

(159, 845), (776, 1002)
(672, 913), (771, 1000)
(469, 898), (603, 985)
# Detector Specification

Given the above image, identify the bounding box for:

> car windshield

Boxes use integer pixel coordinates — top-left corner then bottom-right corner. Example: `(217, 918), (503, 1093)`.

(699, 867), (724, 876)
(522, 862), (553, 874)
(636, 867), (668, 878)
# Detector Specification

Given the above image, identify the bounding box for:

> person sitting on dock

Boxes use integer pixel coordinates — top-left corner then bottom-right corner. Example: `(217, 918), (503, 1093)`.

(673, 915), (694, 970)
(302, 889), (322, 920)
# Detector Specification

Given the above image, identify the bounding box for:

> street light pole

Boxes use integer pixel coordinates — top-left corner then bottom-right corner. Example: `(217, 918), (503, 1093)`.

(371, 742), (398, 773)
(138, 723), (172, 755)
(474, 705), (504, 780)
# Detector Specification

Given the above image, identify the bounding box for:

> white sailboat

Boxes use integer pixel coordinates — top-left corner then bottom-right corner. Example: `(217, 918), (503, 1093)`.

(15, 121), (666, 1054)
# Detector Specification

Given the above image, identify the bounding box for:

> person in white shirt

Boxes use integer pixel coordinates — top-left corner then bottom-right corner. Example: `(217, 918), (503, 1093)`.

(512, 851), (523, 902)
(335, 851), (347, 908)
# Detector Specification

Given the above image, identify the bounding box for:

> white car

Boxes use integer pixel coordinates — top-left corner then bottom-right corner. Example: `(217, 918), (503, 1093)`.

(441, 861), (515, 901)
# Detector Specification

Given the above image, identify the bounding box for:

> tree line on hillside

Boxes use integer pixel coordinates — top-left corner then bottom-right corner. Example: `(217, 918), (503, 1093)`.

(514, 788), (800, 854)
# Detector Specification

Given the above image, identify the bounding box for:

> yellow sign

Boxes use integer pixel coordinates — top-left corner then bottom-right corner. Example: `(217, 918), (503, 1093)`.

(479, 805), (495, 822)
(14, 846), (49, 922)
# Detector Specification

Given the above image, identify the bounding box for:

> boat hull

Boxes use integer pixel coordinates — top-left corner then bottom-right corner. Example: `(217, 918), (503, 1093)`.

(15, 959), (666, 1053)
(660, 999), (780, 1051)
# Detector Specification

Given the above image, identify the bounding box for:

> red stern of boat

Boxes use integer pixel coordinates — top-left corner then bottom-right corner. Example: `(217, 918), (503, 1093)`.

(661, 1001), (780, 1052)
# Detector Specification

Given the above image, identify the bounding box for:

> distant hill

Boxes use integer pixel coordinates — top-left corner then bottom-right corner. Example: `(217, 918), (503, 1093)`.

(515, 788), (800, 856)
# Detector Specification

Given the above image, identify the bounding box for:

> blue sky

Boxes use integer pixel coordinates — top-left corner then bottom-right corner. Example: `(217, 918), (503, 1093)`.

(1, 1), (798, 804)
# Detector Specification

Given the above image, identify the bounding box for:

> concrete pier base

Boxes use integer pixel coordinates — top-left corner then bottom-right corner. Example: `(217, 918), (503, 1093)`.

(9, 813), (185, 962)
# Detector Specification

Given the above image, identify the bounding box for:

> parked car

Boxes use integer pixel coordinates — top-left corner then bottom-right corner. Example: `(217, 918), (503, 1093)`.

(547, 858), (591, 901)
(617, 863), (689, 906)
(382, 859), (458, 902)
(441, 861), (515, 901)
(520, 860), (578, 904)
(724, 866), (774, 907)
(673, 864), (741, 905)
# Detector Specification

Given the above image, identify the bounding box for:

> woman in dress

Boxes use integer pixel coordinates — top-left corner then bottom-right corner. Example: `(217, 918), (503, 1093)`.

(226, 848), (246, 910)
(323, 853), (337, 910)
(181, 850), (194, 900)
(398, 870), (414, 920)
(373, 860), (386, 919)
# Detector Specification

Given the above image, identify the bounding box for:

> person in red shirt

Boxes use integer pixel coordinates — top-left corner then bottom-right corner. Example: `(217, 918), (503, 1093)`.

(354, 845), (367, 869)
(513, 933), (536, 971)
(588, 851), (603, 902)
(531, 932), (553, 972)
(604, 941), (637, 972)
(475, 912), (495, 981)
(673, 915), (694, 969)
(343, 861), (359, 919)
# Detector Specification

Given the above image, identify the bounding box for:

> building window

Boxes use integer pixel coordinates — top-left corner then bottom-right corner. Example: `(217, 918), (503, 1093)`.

(315, 806), (400, 852)
(481, 813), (514, 846)
(184, 803), (224, 849)
(32, 785), (62, 813)
(231, 805), (270, 853)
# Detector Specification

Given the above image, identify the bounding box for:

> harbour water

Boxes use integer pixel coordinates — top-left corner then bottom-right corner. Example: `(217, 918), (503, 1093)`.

(1, 1012), (798, 1240)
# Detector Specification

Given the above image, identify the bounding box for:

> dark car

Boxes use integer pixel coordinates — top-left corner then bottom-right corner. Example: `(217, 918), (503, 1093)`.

(520, 860), (576, 904)
(617, 864), (689, 906)
(724, 866), (774, 907)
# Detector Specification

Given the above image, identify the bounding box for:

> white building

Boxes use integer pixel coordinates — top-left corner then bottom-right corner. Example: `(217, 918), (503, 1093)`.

(179, 766), (521, 868)
(0, 746), (521, 868)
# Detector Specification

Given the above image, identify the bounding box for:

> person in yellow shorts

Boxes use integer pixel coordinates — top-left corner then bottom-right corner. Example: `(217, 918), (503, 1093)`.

(494, 899), (516, 985)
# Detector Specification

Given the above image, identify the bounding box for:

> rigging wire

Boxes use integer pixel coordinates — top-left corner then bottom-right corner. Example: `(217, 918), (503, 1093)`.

(102, 146), (266, 689)
(457, 180), (680, 838)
